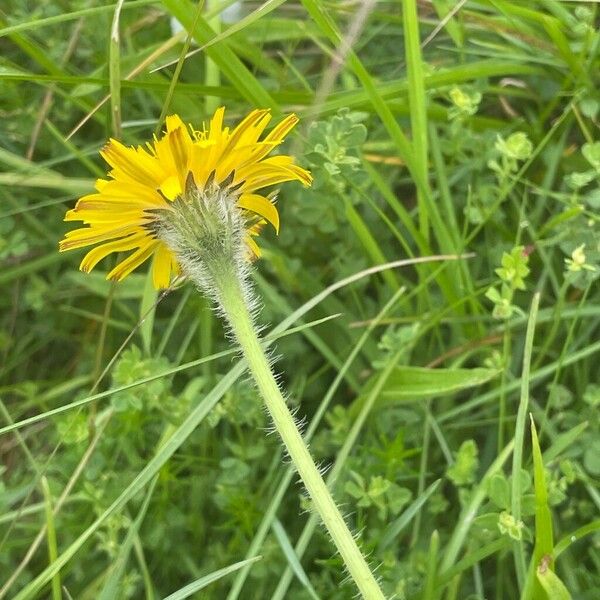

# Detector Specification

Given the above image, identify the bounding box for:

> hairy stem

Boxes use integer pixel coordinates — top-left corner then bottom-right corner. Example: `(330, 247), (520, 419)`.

(212, 269), (385, 600)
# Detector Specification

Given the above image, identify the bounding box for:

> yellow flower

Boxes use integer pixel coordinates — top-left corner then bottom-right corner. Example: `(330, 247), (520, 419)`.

(60, 108), (311, 289)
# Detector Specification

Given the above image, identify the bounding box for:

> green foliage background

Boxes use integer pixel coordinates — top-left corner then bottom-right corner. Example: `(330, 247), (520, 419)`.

(1, 1), (599, 598)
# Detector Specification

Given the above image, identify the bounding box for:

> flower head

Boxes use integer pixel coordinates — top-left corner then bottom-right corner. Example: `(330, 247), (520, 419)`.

(60, 108), (311, 289)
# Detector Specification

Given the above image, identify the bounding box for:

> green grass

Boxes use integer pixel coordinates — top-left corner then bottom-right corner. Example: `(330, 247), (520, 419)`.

(1, 1), (600, 598)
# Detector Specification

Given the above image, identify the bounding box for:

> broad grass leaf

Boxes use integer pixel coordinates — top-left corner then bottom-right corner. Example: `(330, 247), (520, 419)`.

(381, 366), (499, 401)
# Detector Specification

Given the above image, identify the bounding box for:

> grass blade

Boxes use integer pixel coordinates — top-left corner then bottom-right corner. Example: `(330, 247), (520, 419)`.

(379, 479), (441, 551)
(402, 0), (430, 240)
(272, 519), (320, 600)
(163, 557), (262, 600)
(536, 563), (572, 600)
(109, 0), (125, 138)
(97, 478), (158, 600)
(300, 0), (424, 193)
(161, 0), (278, 110)
(422, 530), (440, 600)
(139, 269), (158, 355)
(531, 416), (554, 565)
(440, 441), (514, 572)
(41, 478), (62, 600)
(511, 292), (541, 589)
(522, 415), (555, 600)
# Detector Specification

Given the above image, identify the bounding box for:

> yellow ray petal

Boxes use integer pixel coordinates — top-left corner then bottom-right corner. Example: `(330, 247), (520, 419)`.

(107, 241), (158, 281)
(101, 139), (164, 187)
(227, 141), (279, 172)
(69, 197), (168, 216)
(168, 126), (192, 175)
(165, 114), (185, 132)
(71, 193), (146, 210)
(152, 243), (176, 289)
(153, 122), (193, 195)
(245, 234), (261, 259)
(94, 180), (170, 208)
(238, 194), (279, 233)
(59, 224), (145, 251)
(95, 178), (110, 192)
(242, 164), (312, 192)
(79, 231), (148, 273)
(245, 114), (300, 164)
(65, 208), (147, 224)
(159, 175), (182, 200)
(189, 142), (215, 188)
(209, 107), (225, 142)
(220, 110), (271, 162)
(230, 109), (272, 147)
(237, 155), (305, 182)
(265, 114), (299, 144)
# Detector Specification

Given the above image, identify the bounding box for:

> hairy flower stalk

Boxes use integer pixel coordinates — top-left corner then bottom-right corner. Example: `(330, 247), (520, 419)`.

(60, 109), (385, 599)
(159, 175), (385, 599)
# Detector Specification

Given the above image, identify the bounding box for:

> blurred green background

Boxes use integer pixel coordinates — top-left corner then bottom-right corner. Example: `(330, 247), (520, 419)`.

(1, 1), (599, 598)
